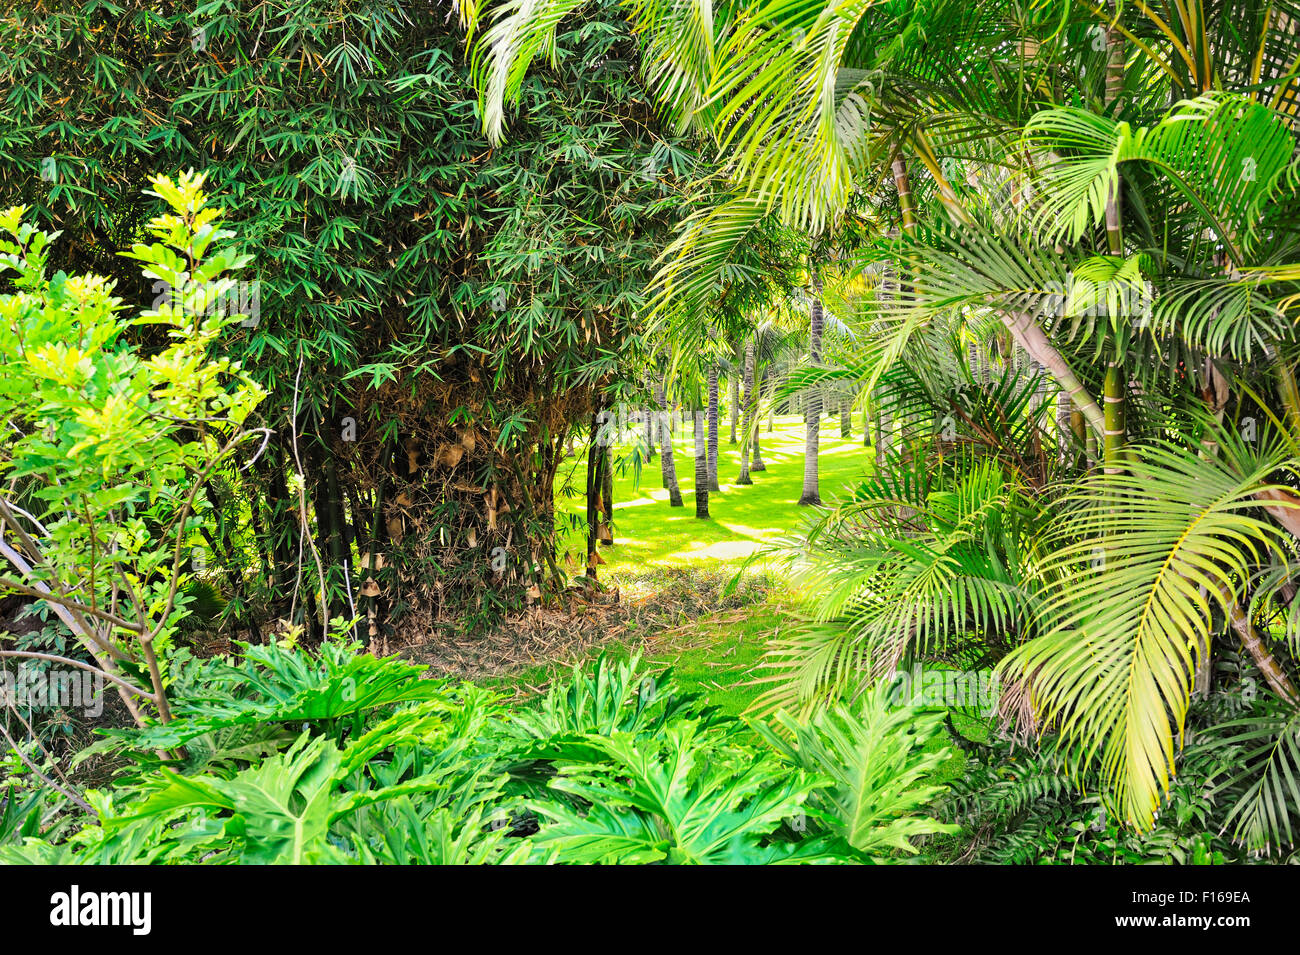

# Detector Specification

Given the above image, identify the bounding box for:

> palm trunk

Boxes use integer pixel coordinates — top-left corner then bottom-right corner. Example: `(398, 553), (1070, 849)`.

(767, 366), (776, 433)
(1103, 359), (1126, 474)
(799, 272), (824, 506)
(873, 387), (889, 469)
(737, 339), (756, 485)
(585, 414), (600, 577)
(1101, 26), (1127, 474)
(729, 363), (739, 444)
(891, 144), (919, 236)
(693, 409), (709, 519)
(753, 365), (767, 471)
(657, 382), (683, 506)
(707, 363), (720, 491)
(1104, 25), (1126, 252)
(644, 375), (656, 461)
(1225, 591), (1299, 704)
(1003, 309), (1106, 441)
(599, 442), (614, 545)
(1056, 391), (1073, 464)
(840, 397), (851, 439)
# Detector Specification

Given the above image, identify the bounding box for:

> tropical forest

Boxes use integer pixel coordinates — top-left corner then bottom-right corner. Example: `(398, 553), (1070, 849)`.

(1, 0), (1299, 890)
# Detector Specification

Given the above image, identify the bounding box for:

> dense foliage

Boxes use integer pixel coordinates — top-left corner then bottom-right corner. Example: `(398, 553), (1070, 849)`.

(0, 646), (952, 864)
(0, 172), (263, 730)
(467, 0), (1300, 853)
(0, 0), (697, 637)
(7, 0), (1300, 868)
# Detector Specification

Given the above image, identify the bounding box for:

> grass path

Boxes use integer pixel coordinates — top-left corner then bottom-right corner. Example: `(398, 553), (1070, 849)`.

(487, 414), (876, 715)
(490, 414), (969, 786)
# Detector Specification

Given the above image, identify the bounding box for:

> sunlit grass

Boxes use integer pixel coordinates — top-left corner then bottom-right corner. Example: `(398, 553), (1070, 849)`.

(525, 412), (878, 717)
(555, 413), (873, 577)
(530, 417), (973, 788)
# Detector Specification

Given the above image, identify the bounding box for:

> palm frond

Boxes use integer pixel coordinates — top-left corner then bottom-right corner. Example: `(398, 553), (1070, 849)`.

(1197, 701), (1300, 855)
(1022, 92), (1300, 261)
(1002, 430), (1299, 829)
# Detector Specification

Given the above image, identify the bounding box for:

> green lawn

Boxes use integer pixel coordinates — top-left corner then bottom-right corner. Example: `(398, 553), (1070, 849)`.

(555, 413), (874, 578)
(474, 414), (880, 718)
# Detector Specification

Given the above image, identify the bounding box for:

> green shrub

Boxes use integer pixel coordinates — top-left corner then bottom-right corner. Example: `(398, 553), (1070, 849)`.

(0, 171), (265, 727)
(2, 646), (954, 865)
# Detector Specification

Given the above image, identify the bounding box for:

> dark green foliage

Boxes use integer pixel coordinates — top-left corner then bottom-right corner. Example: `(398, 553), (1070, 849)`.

(0, 0), (696, 634)
(0, 785), (55, 847)
(935, 668), (1300, 865)
(0, 644), (954, 864)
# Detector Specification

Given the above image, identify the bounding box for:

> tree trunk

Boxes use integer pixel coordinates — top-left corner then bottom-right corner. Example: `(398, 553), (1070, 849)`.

(875, 406), (890, 469)
(644, 378), (656, 461)
(586, 415), (600, 577)
(657, 382), (683, 507)
(1225, 591), (1299, 704)
(693, 409), (709, 519)
(737, 338), (755, 485)
(839, 397), (851, 439)
(729, 364), (739, 444)
(752, 365), (767, 471)
(799, 272), (824, 506)
(1101, 26), (1128, 475)
(1056, 391), (1073, 464)
(707, 363), (721, 491)
(1003, 309), (1106, 442)
(891, 144), (919, 235)
(1103, 359), (1127, 474)
(599, 439), (614, 545)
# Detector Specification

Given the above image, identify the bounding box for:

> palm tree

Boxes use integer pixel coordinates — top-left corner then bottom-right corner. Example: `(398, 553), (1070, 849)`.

(729, 345), (740, 444)
(799, 272), (824, 506)
(656, 379), (683, 507)
(693, 406), (709, 519)
(707, 362), (721, 491)
(470, 0), (1300, 847)
(736, 337), (756, 485)
(644, 374), (656, 461)
(599, 440), (614, 545)
(749, 321), (804, 473)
